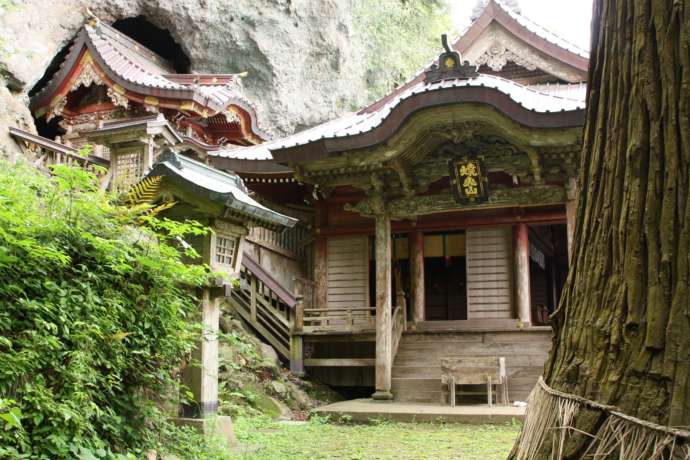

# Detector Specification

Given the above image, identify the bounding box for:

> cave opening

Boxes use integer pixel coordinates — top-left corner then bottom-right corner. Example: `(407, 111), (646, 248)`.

(112, 16), (191, 73)
(34, 116), (65, 141)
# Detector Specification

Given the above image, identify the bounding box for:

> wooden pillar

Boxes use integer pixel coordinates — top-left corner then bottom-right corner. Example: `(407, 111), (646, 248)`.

(409, 230), (425, 323)
(178, 286), (236, 448)
(314, 237), (328, 308)
(290, 295), (305, 376)
(180, 288), (221, 418)
(249, 276), (257, 322)
(373, 214), (393, 400)
(566, 177), (578, 260)
(514, 223), (532, 326)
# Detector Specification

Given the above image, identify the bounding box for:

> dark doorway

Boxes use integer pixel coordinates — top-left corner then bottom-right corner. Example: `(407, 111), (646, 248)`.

(422, 232), (467, 321)
(424, 257), (467, 320)
(529, 224), (569, 324)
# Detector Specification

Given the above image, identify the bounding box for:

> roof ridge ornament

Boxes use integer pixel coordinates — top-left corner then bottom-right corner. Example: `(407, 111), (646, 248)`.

(85, 7), (100, 27)
(424, 34), (478, 85)
(157, 149), (183, 169)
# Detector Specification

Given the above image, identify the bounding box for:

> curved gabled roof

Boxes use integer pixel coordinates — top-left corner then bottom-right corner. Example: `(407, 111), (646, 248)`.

(464, 0), (589, 60)
(209, 73), (586, 166)
(30, 19), (270, 141)
(365, 0), (589, 114)
(148, 151), (297, 230)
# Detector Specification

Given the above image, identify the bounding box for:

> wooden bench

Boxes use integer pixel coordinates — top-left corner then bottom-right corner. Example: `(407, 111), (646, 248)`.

(440, 357), (508, 407)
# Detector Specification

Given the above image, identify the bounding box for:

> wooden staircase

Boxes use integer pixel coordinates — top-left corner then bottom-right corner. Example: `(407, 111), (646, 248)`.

(226, 252), (298, 360)
(391, 324), (552, 403)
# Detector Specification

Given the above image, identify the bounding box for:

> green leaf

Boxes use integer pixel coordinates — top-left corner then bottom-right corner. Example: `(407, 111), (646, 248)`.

(0, 407), (22, 430)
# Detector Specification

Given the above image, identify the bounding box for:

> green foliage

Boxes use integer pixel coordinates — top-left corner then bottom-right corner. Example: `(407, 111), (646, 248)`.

(352, 0), (453, 100)
(0, 160), (224, 458)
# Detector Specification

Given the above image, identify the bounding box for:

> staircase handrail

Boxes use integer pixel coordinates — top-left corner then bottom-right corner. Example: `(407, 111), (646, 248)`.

(9, 127), (109, 168)
(240, 252), (297, 308)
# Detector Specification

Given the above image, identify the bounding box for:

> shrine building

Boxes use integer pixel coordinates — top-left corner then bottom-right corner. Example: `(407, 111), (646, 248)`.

(10, 0), (591, 408)
(213, 0), (589, 403)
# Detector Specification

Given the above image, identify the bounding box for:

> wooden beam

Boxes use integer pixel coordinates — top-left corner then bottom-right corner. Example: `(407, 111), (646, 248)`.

(377, 185), (566, 219)
(317, 209), (567, 236)
(304, 358), (375, 367)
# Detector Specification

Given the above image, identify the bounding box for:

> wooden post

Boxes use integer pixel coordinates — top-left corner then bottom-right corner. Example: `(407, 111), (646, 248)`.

(289, 293), (305, 375)
(314, 237), (327, 308)
(180, 288), (220, 418)
(249, 276), (257, 322)
(514, 223), (531, 326)
(450, 375), (456, 407)
(565, 177), (578, 260)
(409, 230), (425, 323)
(373, 214), (393, 400)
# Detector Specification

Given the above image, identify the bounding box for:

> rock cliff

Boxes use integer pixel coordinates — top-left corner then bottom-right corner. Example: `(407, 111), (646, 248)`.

(0, 0), (369, 154)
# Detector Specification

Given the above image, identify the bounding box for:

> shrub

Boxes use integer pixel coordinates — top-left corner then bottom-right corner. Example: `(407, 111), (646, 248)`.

(0, 160), (221, 458)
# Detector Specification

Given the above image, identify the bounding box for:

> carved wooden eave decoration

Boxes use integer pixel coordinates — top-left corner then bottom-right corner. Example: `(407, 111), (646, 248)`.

(289, 102), (582, 187)
(455, 1), (589, 83)
(345, 184), (567, 220)
(29, 19), (268, 144)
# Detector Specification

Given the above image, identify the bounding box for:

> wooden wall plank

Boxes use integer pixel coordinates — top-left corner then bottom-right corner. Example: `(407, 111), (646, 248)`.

(466, 227), (514, 319)
(326, 236), (369, 311)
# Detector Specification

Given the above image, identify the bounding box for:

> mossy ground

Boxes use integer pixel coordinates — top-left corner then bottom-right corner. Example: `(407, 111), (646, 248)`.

(217, 309), (341, 419)
(233, 416), (520, 460)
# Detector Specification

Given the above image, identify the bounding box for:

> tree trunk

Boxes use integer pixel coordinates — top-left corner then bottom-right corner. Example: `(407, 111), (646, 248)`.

(519, 0), (690, 457)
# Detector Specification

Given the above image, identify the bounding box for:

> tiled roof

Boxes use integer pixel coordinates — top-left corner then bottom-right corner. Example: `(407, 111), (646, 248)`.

(30, 19), (270, 139)
(209, 73), (586, 161)
(149, 151), (297, 229)
(363, 0), (589, 115)
(490, 0), (589, 59)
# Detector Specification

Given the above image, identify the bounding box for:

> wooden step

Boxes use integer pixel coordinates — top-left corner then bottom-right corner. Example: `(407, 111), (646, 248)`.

(390, 329), (551, 403)
(392, 377), (439, 392)
(304, 358), (375, 367)
(392, 365), (442, 378)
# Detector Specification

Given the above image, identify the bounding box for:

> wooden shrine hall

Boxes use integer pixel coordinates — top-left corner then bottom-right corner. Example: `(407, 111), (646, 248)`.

(214, 0), (589, 404)
(10, 1), (591, 406)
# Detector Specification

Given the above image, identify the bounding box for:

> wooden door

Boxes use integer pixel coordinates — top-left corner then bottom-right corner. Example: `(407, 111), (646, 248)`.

(465, 227), (513, 319)
(326, 236), (370, 322)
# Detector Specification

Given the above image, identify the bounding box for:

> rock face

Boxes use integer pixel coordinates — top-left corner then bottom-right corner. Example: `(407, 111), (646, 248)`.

(0, 0), (369, 155)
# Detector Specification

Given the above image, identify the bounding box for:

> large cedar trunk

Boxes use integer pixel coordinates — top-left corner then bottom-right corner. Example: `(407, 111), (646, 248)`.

(520, 0), (690, 457)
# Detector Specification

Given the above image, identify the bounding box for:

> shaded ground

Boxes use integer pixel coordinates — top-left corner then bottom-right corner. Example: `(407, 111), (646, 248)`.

(233, 416), (520, 460)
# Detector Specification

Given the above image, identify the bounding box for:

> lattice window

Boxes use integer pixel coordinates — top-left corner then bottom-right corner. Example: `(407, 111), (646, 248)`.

(215, 235), (238, 266)
(115, 152), (142, 188)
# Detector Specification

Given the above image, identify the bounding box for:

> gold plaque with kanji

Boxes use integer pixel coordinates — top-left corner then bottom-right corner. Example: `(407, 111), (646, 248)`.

(450, 158), (488, 204)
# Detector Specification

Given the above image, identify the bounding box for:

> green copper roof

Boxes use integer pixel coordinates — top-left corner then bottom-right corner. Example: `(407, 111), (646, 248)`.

(148, 150), (297, 229)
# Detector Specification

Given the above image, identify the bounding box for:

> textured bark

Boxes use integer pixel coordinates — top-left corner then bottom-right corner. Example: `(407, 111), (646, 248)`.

(537, 0), (690, 456)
